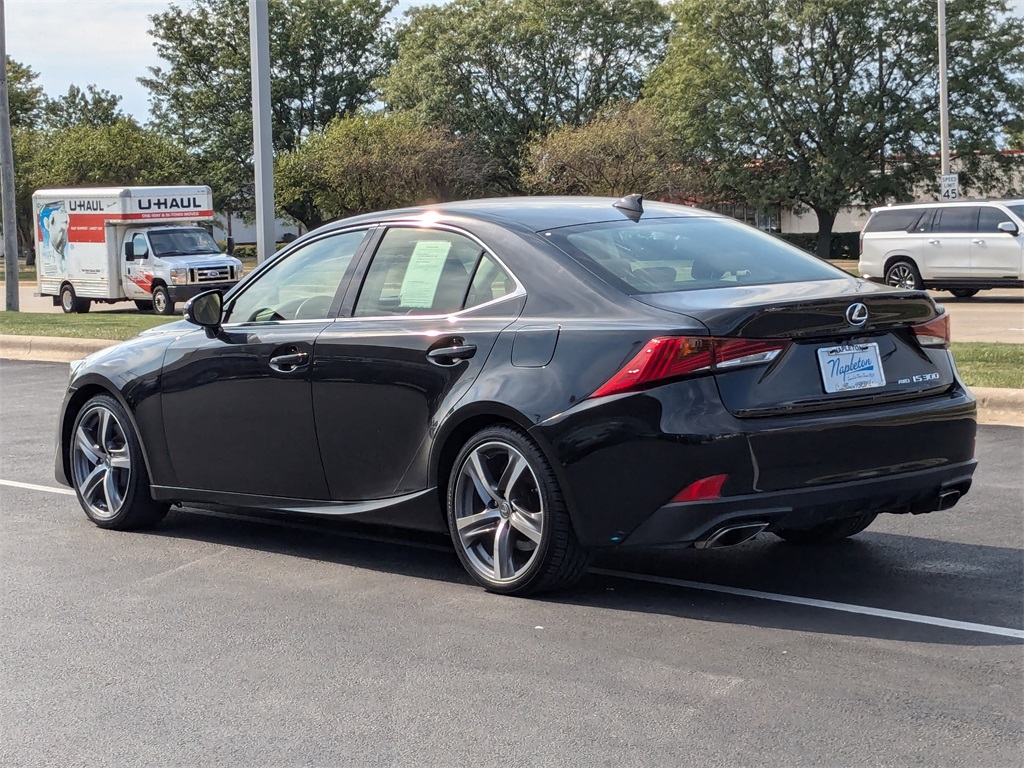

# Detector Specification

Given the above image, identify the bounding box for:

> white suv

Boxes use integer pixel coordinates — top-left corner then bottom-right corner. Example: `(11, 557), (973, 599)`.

(859, 200), (1024, 297)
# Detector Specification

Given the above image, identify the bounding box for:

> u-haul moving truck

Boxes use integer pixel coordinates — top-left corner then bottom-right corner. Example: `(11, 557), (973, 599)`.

(34, 185), (243, 315)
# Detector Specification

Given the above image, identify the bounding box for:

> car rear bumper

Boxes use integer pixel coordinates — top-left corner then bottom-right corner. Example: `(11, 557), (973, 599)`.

(533, 377), (977, 548)
(620, 459), (976, 548)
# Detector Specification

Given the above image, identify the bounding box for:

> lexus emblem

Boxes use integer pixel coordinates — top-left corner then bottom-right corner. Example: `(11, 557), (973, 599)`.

(845, 303), (869, 327)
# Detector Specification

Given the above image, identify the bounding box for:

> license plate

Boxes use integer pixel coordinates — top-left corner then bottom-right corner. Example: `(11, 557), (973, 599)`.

(817, 343), (886, 393)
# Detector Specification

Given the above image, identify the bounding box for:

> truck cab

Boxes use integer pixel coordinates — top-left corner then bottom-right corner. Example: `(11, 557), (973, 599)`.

(123, 226), (243, 315)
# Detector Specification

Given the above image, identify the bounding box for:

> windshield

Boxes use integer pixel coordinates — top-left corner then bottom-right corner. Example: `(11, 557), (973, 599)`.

(544, 217), (844, 294)
(1007, 204), (1024, 221)
(149, 228), (222, 257)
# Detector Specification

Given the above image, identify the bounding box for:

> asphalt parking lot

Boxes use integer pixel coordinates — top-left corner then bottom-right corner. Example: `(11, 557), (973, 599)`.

(1, 359), (1021, 766)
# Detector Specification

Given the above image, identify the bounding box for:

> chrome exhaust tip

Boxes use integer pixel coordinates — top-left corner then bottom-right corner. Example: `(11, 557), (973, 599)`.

(695, 521), (769, 550)
(936, 489), (961, 511)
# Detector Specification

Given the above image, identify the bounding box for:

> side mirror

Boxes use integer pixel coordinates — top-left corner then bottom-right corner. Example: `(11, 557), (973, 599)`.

(997, 221), (1019, 236)
(125, 242), (135, 261)
(184, 290), (224, 336)
(226, 236), (236, 255)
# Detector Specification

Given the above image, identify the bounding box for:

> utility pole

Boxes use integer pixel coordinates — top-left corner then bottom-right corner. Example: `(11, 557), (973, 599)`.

(249, 0), (275, 265)
(937, 0), (950, 176)
(0, 0), (20, 310)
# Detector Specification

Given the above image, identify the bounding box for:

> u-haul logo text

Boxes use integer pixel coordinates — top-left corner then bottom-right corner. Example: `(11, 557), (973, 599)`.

(137, 196), (203, 211)
(68, 199), (105, 211)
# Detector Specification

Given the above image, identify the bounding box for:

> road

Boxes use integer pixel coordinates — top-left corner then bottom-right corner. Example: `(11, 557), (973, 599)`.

(0, 360), (1021, 766)
(4, 280), (1023, 344)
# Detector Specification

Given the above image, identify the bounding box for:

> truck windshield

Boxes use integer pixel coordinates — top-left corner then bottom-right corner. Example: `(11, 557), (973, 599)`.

(149, 228), (222, 257)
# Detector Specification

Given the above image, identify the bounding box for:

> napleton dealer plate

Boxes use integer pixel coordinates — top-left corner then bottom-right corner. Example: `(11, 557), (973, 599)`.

(817, 343), (886, 393)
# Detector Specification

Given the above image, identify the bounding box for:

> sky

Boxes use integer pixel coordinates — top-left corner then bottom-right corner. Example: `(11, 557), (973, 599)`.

(5, 0), (425, 122)
(8, 0), (1024, 123)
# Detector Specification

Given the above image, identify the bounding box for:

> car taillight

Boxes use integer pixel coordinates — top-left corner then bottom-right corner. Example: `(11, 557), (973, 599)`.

(589, 336), (788, 399)
(912, 312), (950, 349)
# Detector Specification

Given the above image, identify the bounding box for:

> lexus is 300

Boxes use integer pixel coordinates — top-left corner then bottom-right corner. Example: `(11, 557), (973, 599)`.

(56, 196), (977, 595)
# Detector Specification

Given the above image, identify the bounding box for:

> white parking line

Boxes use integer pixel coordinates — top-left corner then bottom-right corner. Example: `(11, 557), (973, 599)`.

(589, 568), (1024, 640)
(7, 478), (1022, 640)
(0, 479), (75, 496)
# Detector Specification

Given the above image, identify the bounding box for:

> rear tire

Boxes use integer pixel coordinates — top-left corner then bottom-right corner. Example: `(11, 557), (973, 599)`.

(134, 299), (154, 312)
(884, 260), (923, 290)
(949, 288), (979, 298)
(60, 284), (77, 314)
(773, 513), (877, 544)
(447, 425), (590, 595)
(152, 285), (175, 315)
(69, 394), (169, 530)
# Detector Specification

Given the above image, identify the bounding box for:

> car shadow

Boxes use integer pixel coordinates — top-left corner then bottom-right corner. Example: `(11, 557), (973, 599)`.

(146, 505), (1023, 648)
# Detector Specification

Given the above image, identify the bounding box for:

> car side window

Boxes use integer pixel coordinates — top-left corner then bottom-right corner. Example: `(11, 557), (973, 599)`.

(978, 207), (1013, 233)
(225, 230), (366, 324)
(933, 207), (979, 234)
(465, 253), (515, 309)
(132, 234), (149, 258)
(353, 228), (485, 316)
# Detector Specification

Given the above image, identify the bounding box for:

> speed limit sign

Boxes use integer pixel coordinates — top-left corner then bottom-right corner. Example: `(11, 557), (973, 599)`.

(940, 174), (959, 200)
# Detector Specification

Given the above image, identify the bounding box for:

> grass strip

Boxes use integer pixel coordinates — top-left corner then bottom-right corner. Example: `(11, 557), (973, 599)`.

(0, 311), (176, 341)
(950, 342), (1024, 390)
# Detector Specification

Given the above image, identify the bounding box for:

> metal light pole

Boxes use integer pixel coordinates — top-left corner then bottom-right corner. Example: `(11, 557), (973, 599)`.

(937, 0), (951, 176)
(249, 0), (275, 264)
(0, 0), (20, 310)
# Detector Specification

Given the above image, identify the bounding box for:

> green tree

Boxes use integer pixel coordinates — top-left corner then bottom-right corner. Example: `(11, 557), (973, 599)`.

(15, 121), (197, 260)
(381, 0), (670, 189)
(140, 0), (396, 217)
(647, 0), (1024, 257)
(6, 57), (45, 128)
(522, 101), (693, 198)
(42, 84), (126, 130)
(275, 112), (493, 227)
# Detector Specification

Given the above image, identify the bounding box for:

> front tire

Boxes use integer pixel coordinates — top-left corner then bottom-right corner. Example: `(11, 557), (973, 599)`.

(949, 288), (979, 298)
(773, 513), (877, 544)
(152, 285), (175, 315)
(447, 425), (590, 595)
(884, 260), (923, 290)
(70, 394), (169, 530)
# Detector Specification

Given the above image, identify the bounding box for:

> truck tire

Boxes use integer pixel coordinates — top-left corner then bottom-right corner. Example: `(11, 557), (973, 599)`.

(949, 288), (979, 298)
(60, 284), (77, 314)
(134, 300), (154, 312)
(152, 285), (176, 315)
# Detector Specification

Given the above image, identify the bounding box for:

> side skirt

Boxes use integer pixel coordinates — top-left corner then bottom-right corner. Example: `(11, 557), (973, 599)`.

(150, 485), (447, 533)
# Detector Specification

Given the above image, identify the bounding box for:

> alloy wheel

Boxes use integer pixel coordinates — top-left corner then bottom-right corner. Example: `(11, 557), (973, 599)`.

(71, 404), (132, 520)
(886, 264), (917, 289)
(453, 440), (545, 584)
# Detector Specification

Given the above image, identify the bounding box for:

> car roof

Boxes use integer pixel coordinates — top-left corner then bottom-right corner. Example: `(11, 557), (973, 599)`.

(868, 199), (1020, 213)
(322, 196), (715, 233)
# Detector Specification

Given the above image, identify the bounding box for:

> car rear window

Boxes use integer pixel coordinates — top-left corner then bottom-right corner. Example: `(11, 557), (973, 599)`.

(543, 217), (843, 295)
(863, 209), (925, 232)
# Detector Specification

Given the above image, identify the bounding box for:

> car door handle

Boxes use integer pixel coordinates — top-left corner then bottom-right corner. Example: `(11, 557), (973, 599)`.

(427, 344), (477, 364)
(972, 239), (985, 245)
(927, 239), (941, 245)
(269, 351), (309, 371)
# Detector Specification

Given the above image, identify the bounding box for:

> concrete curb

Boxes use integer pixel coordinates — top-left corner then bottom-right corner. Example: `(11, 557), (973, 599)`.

(0, 334), (116, 363)
(2, 334), (1022, 426)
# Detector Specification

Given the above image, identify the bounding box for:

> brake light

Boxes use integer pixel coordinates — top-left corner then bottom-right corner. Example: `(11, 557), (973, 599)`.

(590, 336), (788, 399)
(671, 474), (728, 503)
(912, 312), (950, 348)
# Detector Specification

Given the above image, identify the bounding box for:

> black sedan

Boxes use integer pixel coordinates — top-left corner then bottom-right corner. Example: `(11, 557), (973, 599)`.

(56, 196), (977, 595)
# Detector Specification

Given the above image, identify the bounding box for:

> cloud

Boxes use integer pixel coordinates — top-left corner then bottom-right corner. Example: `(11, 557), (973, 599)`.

(6, 0), (183, 120)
